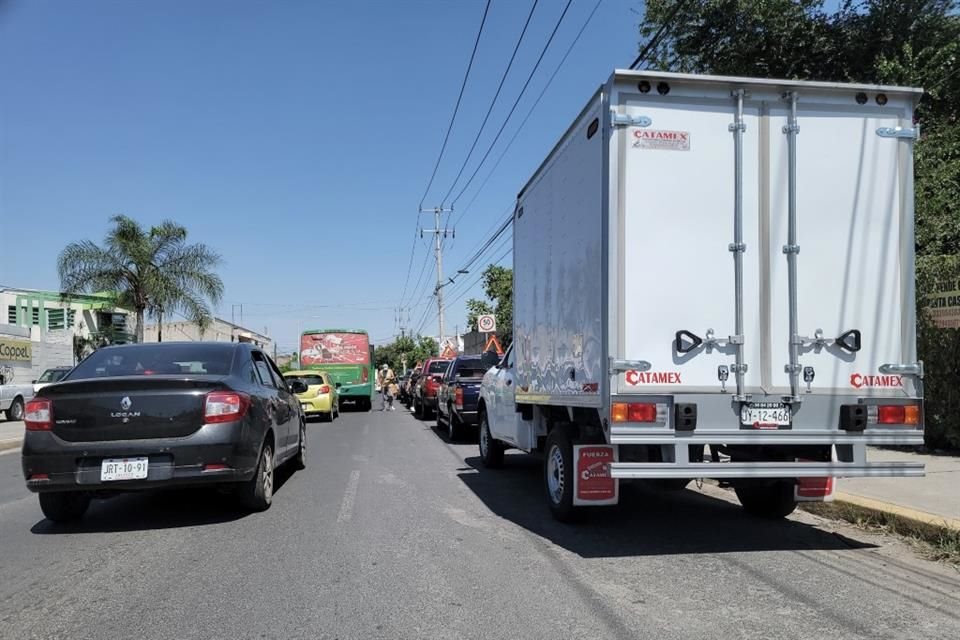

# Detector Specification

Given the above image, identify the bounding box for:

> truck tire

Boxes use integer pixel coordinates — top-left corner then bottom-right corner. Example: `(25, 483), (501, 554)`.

(8, 397), (24, 422)
(413, 398), (422, 419)
(447, 409), (464, 442)
(39, 492), (90, 523)
(544, 425), (581, 522)
(478, 410), (504, 468)
(735, 481), (797, 519)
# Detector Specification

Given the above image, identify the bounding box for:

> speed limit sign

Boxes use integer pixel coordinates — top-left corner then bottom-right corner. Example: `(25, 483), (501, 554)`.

(477, 314), (497, 333)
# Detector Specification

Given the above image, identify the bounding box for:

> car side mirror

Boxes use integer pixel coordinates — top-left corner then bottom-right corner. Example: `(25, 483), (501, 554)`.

(335, 382), (342, 389)
(290, 380), (308, 394)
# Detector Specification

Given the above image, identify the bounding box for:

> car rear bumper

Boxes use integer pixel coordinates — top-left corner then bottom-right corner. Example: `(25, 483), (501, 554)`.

(299, 393), (334, 414)
(21, 421), (259, 493)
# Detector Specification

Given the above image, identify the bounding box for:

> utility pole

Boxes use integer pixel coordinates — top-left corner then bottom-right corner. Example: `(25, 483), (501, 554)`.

(420, 206), (454, 345)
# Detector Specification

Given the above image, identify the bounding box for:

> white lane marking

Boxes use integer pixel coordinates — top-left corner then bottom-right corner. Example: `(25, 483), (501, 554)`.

(337, 470), (361, 523)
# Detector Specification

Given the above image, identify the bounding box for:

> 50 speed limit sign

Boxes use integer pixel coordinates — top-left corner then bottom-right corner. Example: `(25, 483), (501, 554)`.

(477, 314), (497, 333)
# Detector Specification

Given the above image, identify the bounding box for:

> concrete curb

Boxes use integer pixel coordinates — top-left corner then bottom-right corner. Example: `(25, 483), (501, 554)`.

(831, 491), (960, 532)
(0, 438), (22, 454)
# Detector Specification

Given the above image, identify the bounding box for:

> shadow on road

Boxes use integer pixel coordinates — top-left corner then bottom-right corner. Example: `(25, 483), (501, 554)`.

(30, 465), (299, 535)
(456, 454), (875, 559)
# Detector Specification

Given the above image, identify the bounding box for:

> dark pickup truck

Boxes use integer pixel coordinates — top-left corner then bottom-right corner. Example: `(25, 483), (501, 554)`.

(436, 355), (487, 441)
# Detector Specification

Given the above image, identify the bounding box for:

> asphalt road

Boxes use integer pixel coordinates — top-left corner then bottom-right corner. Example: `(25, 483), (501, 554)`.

(1, 406), (959, 640)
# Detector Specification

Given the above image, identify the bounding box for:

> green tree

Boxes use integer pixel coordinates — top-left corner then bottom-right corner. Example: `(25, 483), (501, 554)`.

(638, 0), (960, 447)
(375, 335), (438, 373)
(465, 265), (513, 345)
(58, 215), (225, 343)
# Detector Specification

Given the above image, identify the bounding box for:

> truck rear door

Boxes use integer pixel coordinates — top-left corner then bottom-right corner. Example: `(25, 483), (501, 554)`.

(613, 78), (919, 402)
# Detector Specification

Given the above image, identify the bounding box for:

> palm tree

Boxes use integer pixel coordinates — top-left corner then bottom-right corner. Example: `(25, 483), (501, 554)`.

(58, 215), (224, 343)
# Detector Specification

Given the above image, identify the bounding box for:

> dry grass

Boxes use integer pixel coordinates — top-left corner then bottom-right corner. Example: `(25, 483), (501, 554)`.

(802, 501), (960, 566)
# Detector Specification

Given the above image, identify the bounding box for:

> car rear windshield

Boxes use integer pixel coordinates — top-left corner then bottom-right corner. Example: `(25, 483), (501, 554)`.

(286, 375), (325, 386)
(69, 344), (235, 379)
(456, 367), (486, 379)
(428, 361), (450, 374)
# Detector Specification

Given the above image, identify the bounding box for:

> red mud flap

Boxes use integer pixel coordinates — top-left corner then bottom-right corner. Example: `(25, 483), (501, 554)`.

(573, 445), (619, 506)
(794, 458), (835, 502)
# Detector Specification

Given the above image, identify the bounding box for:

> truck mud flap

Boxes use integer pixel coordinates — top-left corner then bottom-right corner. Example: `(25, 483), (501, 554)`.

(573, 444), (619, 506)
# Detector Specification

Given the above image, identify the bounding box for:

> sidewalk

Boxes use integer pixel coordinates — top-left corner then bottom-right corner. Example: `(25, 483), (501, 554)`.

(837, 446), (960, 528)
(0, 421), (24, 453)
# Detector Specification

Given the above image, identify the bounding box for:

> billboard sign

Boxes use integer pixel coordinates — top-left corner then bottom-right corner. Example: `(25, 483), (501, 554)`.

(300, 333), (370, 365)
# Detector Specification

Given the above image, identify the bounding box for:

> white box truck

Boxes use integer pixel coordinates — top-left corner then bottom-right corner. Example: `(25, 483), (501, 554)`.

(477, 69), (925, 521)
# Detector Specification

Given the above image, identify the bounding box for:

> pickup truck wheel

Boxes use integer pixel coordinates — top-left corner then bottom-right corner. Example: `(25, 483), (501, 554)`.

(8, 397), (24, 421)
(478, 411), (504, 468)
(735, 481), (797, 519)
(39, 492), (90, 523)
(544, 426), (581, 522)
(447, 409), (463, 441)
(292, 422), (307, 470)
(413, 398), (423, 419)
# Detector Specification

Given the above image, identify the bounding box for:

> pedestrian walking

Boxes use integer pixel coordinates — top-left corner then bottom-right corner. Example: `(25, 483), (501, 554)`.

(379, 364), (396, 411)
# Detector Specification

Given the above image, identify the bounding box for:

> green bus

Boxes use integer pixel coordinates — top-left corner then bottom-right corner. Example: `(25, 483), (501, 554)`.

(300, 329), (374, 411)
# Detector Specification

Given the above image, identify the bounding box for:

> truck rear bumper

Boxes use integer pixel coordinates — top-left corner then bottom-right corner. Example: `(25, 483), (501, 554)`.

(610, 428), (924, 446)
(610, 460), (925, 479)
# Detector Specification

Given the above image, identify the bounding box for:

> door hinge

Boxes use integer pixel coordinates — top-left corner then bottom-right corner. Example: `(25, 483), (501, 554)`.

(879, 361), (924, 378)
(610, 358), (652, 375)
(876, 126), (920, 140)
(610, 111), (652, 128)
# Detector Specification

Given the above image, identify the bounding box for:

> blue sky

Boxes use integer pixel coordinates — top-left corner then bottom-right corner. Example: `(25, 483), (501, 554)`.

(0, 0), (644, 353)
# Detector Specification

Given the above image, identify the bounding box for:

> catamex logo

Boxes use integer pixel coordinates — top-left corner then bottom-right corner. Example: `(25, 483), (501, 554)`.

(850, 373), (903, 389)
(625, 370), (682, 385)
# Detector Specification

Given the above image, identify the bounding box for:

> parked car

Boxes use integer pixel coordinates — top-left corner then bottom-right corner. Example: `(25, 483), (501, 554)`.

(436, 355), (487, 441)
(403, 367), (422, 407)
(0, 366), (34, 422)
(33, 367), (73, 394)
(21, 342), (307, 523)
(412, 358), (451, 419)
(283, 370), (339, 422)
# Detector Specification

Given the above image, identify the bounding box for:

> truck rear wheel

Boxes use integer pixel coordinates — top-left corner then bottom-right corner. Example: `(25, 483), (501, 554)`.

(735, 481), (797, 519)
(39, 492), (90, 523)
(8, 397), (24, 421)
(544, 425), (581, 522)
(478, 410), (504, 468)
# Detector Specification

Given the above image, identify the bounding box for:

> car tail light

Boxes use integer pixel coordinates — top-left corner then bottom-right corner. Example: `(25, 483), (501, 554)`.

(24, 398), (53, 431)
(204, 391), (250, 424)
(203, 463), (230, 472)
(628, 403), (657, 423)
(455, 387), (464, 409)
(319, 385), (331, 394)
(28, 473), (50, 481)
(612, 402), (665, 423)
(869, 403), (921, 426)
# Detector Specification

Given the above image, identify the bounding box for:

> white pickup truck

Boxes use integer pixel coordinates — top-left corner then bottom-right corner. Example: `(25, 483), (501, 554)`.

(478, 70), (925, 522)
(0, 366), (33, 422)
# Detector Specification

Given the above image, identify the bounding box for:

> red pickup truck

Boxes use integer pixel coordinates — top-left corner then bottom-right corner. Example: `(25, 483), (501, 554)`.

(412, 358), (451, 419)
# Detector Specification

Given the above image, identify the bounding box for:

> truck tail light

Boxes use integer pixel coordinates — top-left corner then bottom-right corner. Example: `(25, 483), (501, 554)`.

(361, 367), (369, 383)
(868, 403), (921, 426)
(24, 398), (53, 431)
(612, 402), (665, 423)
(204, 391), (250, 424)
(455, 387), (464, 409)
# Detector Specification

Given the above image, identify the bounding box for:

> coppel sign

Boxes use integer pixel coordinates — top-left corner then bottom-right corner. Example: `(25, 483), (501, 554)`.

(0, 339), (32, 363)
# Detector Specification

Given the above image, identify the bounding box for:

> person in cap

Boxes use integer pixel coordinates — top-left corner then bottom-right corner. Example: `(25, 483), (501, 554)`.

(379, 364), (396, 411)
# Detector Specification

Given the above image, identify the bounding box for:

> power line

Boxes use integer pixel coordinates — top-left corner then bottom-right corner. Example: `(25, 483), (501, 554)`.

(439, 0), (541, 206)
(417, 0), (493, 210)
(402, 0), (492, 311)
(449, 0), (575, 207)
(451, 0), (604, 228)
(629, 0), (690, 70)
(445, 243), (513, 309)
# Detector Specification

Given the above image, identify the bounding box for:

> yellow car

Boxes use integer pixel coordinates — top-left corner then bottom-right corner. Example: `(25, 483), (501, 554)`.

(284, 370), (340, 422)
